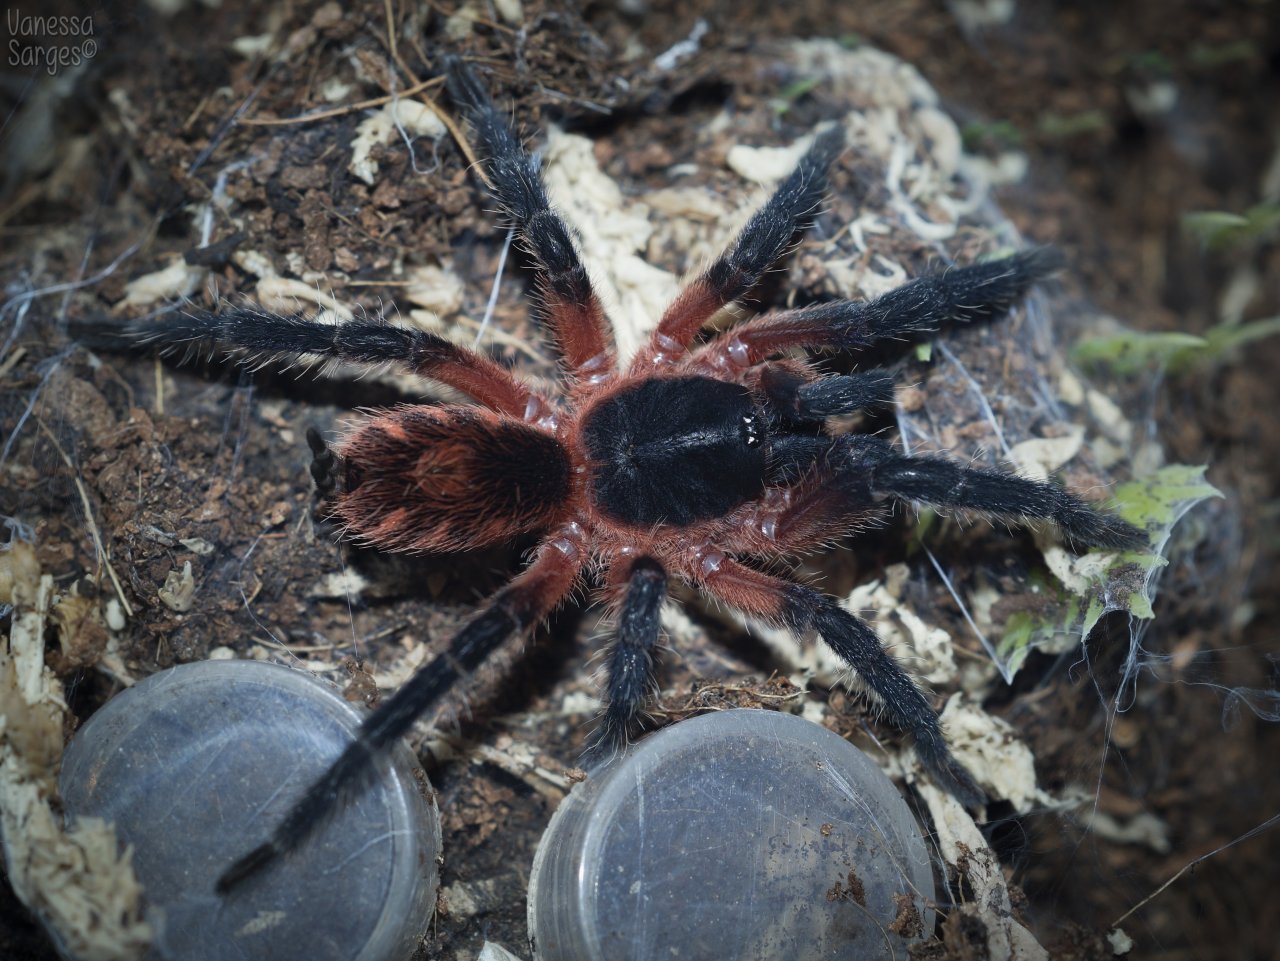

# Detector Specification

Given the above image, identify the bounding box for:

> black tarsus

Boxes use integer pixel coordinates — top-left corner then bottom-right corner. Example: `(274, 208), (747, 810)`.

(588, 555), (670, 757)
(838, 434), (1147, 552)
(129, 305), (464, 370)
(780, 584), (985, 806)
(795, 371), (897, 419)
(216, 580), (543, 895)
(443, 56), (596, 311)
(780, 247), (1064, 349)
(584, 558), (667, 758)
(703, 127), (845, 307)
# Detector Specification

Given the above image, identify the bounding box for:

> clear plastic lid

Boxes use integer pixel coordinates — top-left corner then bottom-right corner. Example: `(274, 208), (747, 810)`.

(528, 709), (935, 960)
(58, 659), (440, 961)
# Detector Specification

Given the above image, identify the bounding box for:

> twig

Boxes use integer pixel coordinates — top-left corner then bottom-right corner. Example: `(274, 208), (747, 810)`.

(240, 76), (445, 127)
(35, 420), (134, 618)
(378, 0), (487, 186)
(422, 0), (517, 34)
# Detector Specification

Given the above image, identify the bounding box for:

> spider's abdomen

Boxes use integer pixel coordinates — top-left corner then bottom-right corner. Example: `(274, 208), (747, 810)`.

(581, 376), (767, 527)
(335, 406), (571, 552)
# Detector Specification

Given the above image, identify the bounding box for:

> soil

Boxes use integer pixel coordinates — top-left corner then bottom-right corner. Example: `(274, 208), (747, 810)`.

(2, 2), (1278, 961)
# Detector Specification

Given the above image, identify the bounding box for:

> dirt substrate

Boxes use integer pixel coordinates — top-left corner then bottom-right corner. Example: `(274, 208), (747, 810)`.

(2, 2), (1278, 960)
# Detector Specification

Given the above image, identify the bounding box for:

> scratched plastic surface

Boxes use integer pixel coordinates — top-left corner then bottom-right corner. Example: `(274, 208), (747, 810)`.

(58, 659), (439, 961)
(528, 709), (935, 961)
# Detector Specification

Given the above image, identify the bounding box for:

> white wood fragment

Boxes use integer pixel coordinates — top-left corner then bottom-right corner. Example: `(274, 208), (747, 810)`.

(114, 258), (205, 312)
(349, 100), (446, 186)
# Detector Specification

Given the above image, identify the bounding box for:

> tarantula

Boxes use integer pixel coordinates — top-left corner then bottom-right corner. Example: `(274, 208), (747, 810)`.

(135, 60), (1144, 893)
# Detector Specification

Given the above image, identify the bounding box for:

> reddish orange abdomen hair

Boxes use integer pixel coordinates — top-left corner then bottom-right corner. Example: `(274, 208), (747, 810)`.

(334, 405), (572, 553)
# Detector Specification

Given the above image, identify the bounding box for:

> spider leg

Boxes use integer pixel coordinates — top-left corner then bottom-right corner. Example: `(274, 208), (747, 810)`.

(687, 552), (983, 805)
(839, 434), (1147, 552)
(216, 525), (586, 895)
(445, 58), (615, 376)
(758, 364), (896, 421)
(720, 469), (880, 557)
(697, 248), (1063, 369)
(641, 127), (845, 362)
(306, 426), (339, 499)
(304, 426), (345, 538)
(131, 306), (538, 418)
(584, 556), (668, 758)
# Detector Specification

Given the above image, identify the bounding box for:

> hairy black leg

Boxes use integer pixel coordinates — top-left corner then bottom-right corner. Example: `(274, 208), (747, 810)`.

(779, 584), (984, 805)
(304, 426), (344, 537)
(306, 427), (338, 498)
(584, 557), (667, 758)
(766, 434), (834, 484)
(840, 434), (1146, 552)
(689, 553), (981, 804)
(709, 248), (1064, 366)
(649, 127), (846, 353)
(217, 534), (584, 894)
(132, 306), (535, 416)
(444, 58), (614, 371)
(760, 365), (896, 421)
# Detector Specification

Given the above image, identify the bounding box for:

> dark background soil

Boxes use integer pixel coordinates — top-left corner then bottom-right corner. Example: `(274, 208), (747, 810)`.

(2, 2), (1278, 960)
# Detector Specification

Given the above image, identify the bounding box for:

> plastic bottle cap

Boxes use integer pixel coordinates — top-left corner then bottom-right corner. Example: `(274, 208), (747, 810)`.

(58, 659), (440, 961)
(528, 709), (935, 960)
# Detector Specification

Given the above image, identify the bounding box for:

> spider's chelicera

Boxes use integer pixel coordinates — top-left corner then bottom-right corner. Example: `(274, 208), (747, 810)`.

(137, 60), (1145, 893)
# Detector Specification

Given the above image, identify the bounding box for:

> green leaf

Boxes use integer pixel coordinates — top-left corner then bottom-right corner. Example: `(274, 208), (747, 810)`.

(1111, 464), (1221, 530)
(960, 119), (1023, 153)
(1171, 315), (1280, 373)
(1183, 204), (1280, 251)
(985, 465), (1219, 681)
(1037, 110), (1109, 139)
(1073, 316), (1280, 377)
(1183, 210), (1251, 249)
(1071, 330), (1207, 375)
(772, 76), (821, 115)
(1189, 40), (1258, 69)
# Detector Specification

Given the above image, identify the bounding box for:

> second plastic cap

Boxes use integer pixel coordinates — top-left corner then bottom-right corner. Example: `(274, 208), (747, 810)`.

(529, 708), (936, 960)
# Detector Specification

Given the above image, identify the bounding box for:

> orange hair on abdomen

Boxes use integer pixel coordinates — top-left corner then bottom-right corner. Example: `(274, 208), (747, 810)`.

(334, 406), (571, 553)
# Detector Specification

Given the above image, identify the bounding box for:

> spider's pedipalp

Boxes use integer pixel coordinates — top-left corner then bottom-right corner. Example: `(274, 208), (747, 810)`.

(445, 58), (615, 374)
(759, 364), (897, 421)
(584, 556), (668, 758)
(217, 524), (587, 894)
(839, 434), (1147, 552)
(306, 426), (339, 497)
(713, 248), (1064, 366)
(649, 127), (846, 355)
(131, 306), (535, 416)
